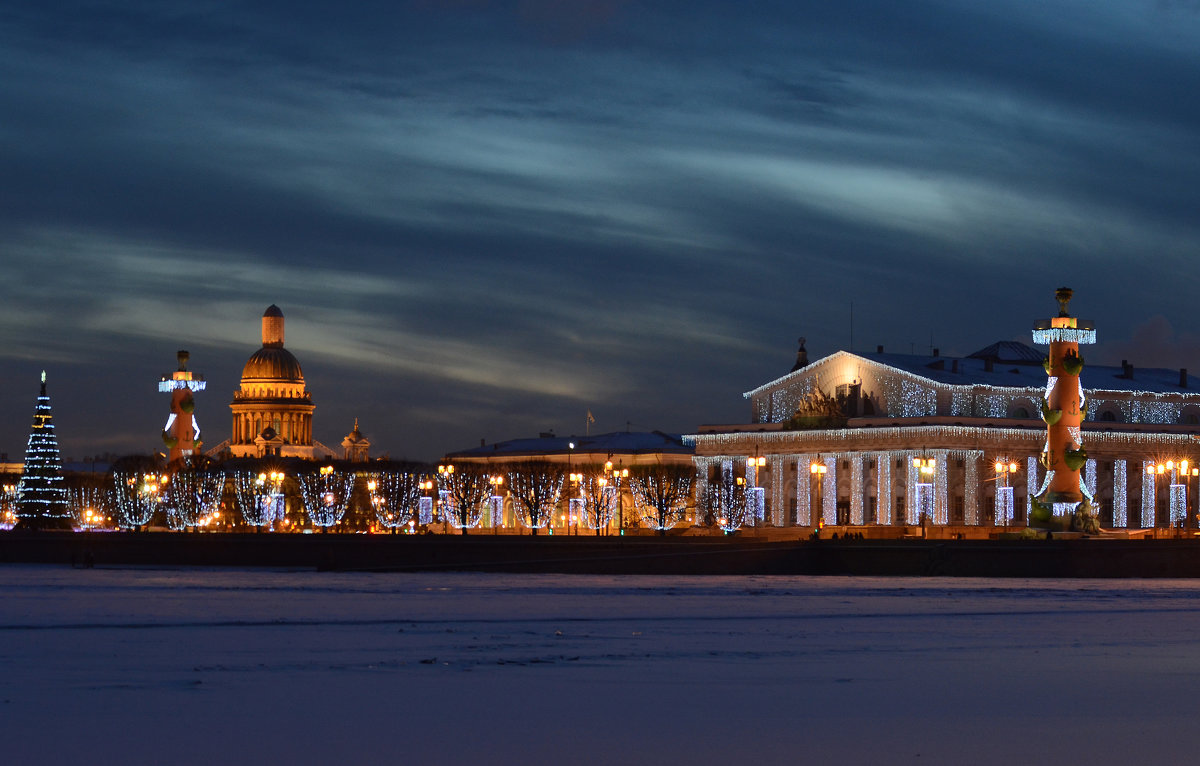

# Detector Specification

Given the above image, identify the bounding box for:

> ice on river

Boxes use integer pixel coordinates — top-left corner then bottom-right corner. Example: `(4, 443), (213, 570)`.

(3, 566), (1200, 765)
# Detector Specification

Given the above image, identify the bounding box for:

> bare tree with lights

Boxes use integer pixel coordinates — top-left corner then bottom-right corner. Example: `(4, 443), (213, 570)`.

(366, 468), (427, 532)
(110, 469), (164, 530)
(68, 485), (110, 530)
(629, 463), (695, 534)
(577, 463), (623, 535)
(506, 461), (565, 535)
(233, 469), (287, 530)
(437, 463), (490, 535)
(299, 466), (354, 531)
(698, 468), (749, 534)
(163, 457), (224, 530)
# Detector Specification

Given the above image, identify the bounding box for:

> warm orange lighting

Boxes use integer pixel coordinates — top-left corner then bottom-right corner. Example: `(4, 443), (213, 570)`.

(1182, 460), (1190, 473)
(1010, 462), (1019, 473)
(994, 461), (1004, 474)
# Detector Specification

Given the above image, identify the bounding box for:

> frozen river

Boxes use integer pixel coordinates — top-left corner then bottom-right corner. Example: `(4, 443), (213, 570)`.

(4, 566), (1200, 764)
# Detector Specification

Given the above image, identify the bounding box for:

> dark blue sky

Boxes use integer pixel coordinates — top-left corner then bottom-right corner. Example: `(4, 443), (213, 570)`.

(2, 1), (1200, 461)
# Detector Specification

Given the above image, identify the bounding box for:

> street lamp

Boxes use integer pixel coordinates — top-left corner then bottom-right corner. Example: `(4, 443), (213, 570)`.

(609, 461), (628, 535)
(993, 459), (1019, 529)
(810, 459), (827, 530)
(913, 456), (936, 535)
(1150, 458), (1198, 532)
(489, 474), (504, 532)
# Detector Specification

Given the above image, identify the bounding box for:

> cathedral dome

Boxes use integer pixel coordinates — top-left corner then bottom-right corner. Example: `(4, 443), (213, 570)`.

(241, 346), (304, 383)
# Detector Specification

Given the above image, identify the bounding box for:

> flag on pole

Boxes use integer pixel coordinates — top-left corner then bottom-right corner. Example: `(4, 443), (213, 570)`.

(586, 410), (595, 434)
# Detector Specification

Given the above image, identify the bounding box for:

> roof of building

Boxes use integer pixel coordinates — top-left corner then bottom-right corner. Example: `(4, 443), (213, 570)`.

(746, 343), (1200, 397)
(446, 430), (693, 459)
(241, 346), (305, 382)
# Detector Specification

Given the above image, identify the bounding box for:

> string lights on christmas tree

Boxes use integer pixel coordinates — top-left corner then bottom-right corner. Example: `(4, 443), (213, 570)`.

(16, 371), (71, 530)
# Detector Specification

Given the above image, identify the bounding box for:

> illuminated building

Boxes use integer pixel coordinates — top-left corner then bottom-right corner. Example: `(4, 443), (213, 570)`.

(227, 305), (333, 459)
(341, 419), (370, 462)
(688, 291), (1200, 532)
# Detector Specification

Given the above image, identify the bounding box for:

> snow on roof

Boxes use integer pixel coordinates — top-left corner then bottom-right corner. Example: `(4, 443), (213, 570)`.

(446, 431), (693, 458)
(746, 347), (1199, 397)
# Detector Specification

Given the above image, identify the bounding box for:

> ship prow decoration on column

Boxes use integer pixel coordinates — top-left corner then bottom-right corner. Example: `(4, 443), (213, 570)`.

(160, 350), (206, 465)
(1031, 287), (1098, 533)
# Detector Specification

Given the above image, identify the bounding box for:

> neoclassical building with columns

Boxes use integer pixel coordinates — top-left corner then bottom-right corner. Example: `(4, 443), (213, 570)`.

(687, 340), (1200, 531)
(227, 305), (332, 459)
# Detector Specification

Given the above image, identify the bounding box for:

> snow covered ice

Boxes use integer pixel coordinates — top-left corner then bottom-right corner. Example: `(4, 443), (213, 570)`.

(4, 566), (1200, 764)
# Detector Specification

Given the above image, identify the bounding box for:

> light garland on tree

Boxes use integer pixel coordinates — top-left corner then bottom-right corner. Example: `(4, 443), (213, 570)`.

(233, 471), (286, 527)
(366, 470), (427, 530)
(1170, 483), (1187, 526)
(698, 470), (749, 533)
(163, 465), (223, 529)
(67, 486), (109, 529)
(299, 468), (354, 528)
(111, 471), (163, 529)
(629, 465), (693, 531)
(578, 472), (622, 531)
(437, 466), (491, 530)
(16, 372), (70, 528)
(505, 462), (565, 530)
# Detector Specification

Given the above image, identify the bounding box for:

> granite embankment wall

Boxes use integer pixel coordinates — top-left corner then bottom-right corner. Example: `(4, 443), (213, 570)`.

(5, 531), (1200, 577)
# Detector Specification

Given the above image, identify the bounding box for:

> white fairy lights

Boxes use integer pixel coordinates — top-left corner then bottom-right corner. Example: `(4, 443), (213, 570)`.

(299, 467), (354, 528)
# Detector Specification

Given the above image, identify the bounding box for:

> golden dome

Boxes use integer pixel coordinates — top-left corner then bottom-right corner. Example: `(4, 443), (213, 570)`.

(241, 346), (304, 383)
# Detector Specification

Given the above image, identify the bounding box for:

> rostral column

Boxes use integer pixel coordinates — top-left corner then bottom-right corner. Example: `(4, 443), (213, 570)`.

(1031, 287), (1097, 532)
(160, 350), (206, 464)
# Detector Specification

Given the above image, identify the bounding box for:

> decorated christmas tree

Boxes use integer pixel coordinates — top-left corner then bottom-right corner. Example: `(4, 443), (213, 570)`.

(15, 371), (71, 530)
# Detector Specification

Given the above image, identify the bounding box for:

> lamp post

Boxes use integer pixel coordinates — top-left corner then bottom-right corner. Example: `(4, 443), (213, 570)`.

(748, 454), (766, 526)
(609, 461), (628, 535)
(568, 470), (588, 536)
(913, 456), (936, 536)
(993, 459), (1019, 529)
(809, 459), (827, 532)
(418, 478), (434, 532)
(489, 474), (504, 533)
(1150, 459), (1198, 533)
(438, 463), (471, 536)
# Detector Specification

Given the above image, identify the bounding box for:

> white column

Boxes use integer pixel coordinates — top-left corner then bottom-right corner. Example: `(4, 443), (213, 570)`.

(877, 453), (891, 525)
(1113, 460), (1127, 527)
(1026, 456), (1040, 524)
(823, 455), (837, 526)
(1142, 461), (1156, 528)
(796, 455), (812, 526)
(934, 450), (949, 525)
(964, 451), (980, 525)
(849, 454), (864, 525)
(770, 456), (784, 526)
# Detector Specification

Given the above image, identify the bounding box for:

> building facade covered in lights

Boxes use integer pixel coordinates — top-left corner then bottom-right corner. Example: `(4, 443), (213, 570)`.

(687, 340), (1200, 532)
(225, 305), (335, 460)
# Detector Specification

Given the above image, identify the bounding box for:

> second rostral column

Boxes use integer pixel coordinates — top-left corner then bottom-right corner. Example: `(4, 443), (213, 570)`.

(1031, 287), (1098, 533)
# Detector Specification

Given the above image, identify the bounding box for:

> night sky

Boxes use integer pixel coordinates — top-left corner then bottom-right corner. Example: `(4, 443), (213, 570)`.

(3, 1), (1199, 462)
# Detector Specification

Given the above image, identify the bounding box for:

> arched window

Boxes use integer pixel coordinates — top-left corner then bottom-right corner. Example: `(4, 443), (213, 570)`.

(1012, 407), (1030, 419)
(1100, 410), (1117, 422)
